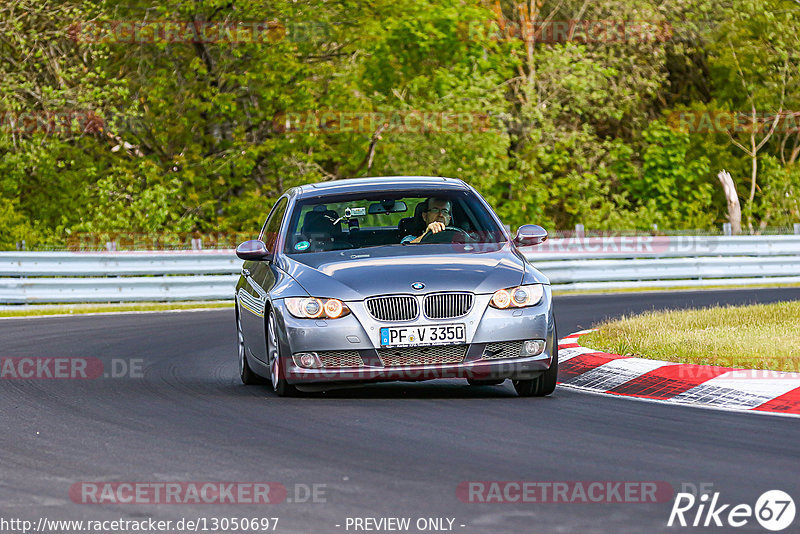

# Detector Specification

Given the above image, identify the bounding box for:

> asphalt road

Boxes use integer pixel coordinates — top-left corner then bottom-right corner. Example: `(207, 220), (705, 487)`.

(1, 288), (799, 534)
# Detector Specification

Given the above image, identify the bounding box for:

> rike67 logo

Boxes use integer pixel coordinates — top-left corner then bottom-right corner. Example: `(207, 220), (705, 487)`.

(668, 490), (795, 531)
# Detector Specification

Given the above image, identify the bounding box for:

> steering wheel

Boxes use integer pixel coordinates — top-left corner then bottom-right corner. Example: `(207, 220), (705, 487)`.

(419, 226), (472, 244)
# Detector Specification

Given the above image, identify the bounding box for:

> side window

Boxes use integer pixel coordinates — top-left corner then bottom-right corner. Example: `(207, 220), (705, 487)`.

(259, 197), (288, 252)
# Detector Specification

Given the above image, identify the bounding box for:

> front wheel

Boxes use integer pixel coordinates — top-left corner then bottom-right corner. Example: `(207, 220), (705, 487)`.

(267, 311), (298, 397)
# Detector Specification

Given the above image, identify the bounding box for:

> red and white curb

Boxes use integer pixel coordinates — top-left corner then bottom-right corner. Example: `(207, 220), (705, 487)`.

(557, 330), (800, 417)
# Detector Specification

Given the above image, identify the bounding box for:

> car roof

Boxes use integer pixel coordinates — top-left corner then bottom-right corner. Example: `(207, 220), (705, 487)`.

(292, 176), (469, 199)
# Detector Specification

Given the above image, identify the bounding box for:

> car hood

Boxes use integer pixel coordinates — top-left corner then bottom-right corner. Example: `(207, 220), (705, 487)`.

(281, 244), (530, 300)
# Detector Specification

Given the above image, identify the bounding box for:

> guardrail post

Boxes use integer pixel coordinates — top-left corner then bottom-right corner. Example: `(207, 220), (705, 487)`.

(575, 224), (584, 239)
(794, 223), (800, 235)
(723, 222), (732, 236)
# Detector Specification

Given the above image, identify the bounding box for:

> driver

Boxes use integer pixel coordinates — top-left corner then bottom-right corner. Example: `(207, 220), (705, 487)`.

(401, 198), (454, 244)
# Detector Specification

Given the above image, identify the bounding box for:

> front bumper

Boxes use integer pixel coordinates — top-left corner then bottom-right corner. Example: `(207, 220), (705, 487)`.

(272, 288), (555, 386)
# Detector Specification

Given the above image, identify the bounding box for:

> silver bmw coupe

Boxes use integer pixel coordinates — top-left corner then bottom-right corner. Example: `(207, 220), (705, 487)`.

(235, 176), (557, 396)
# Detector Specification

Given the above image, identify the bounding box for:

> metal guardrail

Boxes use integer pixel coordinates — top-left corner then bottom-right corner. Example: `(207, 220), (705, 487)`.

(523, 235), (800, 260)
(1, 235), (799, 303)
(523, 235), (800, 290)
(0, 250), (239, 277)
(0, 251), (239, 303)
(0, 275), (239, 304)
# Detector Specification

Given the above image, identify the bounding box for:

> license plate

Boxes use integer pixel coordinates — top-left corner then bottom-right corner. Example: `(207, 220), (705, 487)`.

(380, 324), (466, 347)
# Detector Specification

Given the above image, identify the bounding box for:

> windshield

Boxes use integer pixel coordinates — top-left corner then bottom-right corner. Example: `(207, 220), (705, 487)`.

(283, 190), (506, 254)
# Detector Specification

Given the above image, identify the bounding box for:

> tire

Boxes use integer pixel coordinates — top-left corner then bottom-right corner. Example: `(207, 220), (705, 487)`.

(467, 378), (505, 386)
(513, 325), (559, 397)
(237, 308), (268, 385)
(267, 311), (298, 397)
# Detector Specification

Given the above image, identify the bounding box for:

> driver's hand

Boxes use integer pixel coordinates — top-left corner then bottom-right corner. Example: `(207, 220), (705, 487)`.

(427, 221), (446, 234)
(409, 222), (448, 244)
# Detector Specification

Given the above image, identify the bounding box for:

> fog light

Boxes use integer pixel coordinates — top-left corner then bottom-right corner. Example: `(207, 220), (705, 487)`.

(292, 352), (321, 369)
(523, 340), (546, 356)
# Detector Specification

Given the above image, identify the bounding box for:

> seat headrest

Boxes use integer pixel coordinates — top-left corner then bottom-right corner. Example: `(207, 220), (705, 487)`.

(302, 210), (341, 236)
(414, 201), (427, 219)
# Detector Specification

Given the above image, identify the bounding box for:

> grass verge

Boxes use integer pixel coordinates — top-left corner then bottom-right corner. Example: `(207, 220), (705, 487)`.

(0, 301), (233, 318)
(580, 301), (800, 371)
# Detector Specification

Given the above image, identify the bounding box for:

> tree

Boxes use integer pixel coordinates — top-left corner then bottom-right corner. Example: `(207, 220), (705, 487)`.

(705, 0), (800, 231)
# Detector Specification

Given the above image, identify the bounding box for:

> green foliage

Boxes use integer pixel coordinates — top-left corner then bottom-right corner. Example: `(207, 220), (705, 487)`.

(0, 198), (37, 249)
(753, 155), (800, 228)
(633, 120), (715, 228)
(0, 0), (798, 249)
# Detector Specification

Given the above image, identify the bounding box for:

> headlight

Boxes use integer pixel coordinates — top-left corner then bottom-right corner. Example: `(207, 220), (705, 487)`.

(490, 284), (543, 309)
(285, 297), (351, 319)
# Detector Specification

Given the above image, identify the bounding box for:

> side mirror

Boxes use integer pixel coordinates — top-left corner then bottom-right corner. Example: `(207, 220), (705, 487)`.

(514, 224), (548, 246)
(236, 240), (271, 261)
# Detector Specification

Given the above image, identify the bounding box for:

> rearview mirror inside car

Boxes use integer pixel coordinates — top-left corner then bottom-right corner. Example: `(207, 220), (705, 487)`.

(368, 200), (408, 214)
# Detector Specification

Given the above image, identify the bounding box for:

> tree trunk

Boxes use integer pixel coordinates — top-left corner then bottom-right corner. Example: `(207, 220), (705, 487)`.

(717, 169), (742, 235)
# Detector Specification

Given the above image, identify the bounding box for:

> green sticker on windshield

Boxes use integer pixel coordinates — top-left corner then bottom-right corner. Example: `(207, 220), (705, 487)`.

(295, 241), (310, 251)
